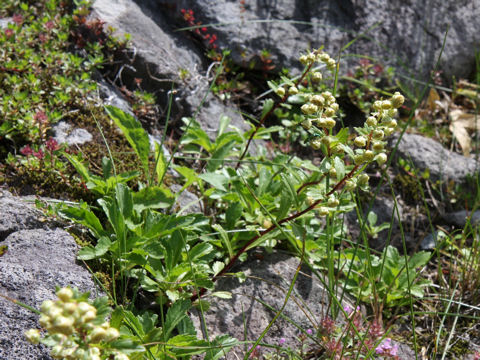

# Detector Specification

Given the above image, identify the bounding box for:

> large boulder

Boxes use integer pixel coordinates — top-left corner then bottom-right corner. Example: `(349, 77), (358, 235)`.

(0, 192), (100, 360)
(154, 0), (479, 82)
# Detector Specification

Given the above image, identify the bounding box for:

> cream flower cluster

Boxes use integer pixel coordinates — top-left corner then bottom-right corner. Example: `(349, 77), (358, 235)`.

(25, 287), (129, 360)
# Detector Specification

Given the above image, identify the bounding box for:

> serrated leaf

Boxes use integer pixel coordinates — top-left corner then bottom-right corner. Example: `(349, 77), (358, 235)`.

(211, 291), (232, 299)
(132, 186), (174, 212)
(198, 172), (228, 192)
(163, 300), (191, 339)
(105, 105), (150, 178)
(260, 99), (274, 120)
(77, 236), (112, 260)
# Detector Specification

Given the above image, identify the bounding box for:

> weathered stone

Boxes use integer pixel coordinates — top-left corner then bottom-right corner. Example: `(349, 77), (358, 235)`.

(391, 132), (480, 184)
(170, 184), (202, 214)
(52, 121), (93, 146)
(0, 229), (100, 360)
(192, 250), (356, 353)
(0, 191), (49, 240)
(442, 210), (480, 228)
(156, 0), (480, 82)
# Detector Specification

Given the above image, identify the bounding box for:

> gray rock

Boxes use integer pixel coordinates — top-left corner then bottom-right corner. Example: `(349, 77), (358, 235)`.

(391, 132), (480, 184)
(192, 250), (356, 354)
(170, 184), (202, 214)
(157, 0), (480, 82)
(52, 121), (93, 146)
(91, 0), (250, 139)
(0, 191), (50, 241)
(0, 229), (100, 360)
(420, 231), (440, 250)
(442, 210), (480, 228)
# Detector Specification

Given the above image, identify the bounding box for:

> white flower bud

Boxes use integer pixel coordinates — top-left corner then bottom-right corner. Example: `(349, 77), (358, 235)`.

(39, 314), (51, 328)
(312, 72), (322, 81)
(89, 327), (107, 343)
(310, 95), (325, 106)
(388, 108), (398, 117)
(318, 207), (330, 216)
(354, 136), (367, 147)
(375, 153), (388, 165)
(327, 58), (336, 69)
(384, 127), (395, 136)
(77, 302), (93, 315)
(372, 129), (384, 140)
(25, 329), (41, 344)
(330, 103), (339, 112)
(324, 107), (336, 117)
(104, 327), (120, 342)
(329, 167), (337, 178)
(323, 117), (336, 129)
(62, 302), (77, 315)
(354, 154), (364, 165)
(366, 116), (377, 126)
(310, 138), (322, 150)
(301, 103), (318, 115)
(301, 119), (312, 130)
(391, 92), (405, 108)
(275, 87), (285, 97)
(327, 195), (339, 208)
(288, 86), (298, 95)
(299, 55), (308, 65)
(114, 352), (130, 360)
(319, 53), (330, 62)
(357, 173), (370, 186)
(52, 316), (74, 335)
(363, 150), (375, 162)
(344, 180), (356, 191)
(82, 310), (97, 324)
(56, 287), (73, 302)
(321, 136), (333, 146)
(372, 141), (384, 152)
(307, 53), (316, 63)
(373, 101), (382, 110)
(40, 300), (55, 313)
(381, 100), (392, 110)
(388, 119), (398, 128)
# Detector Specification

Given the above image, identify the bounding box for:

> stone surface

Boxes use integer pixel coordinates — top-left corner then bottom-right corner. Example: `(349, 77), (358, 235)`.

(0, 192), (100, 360)
(52, 121), (93, 146)
(91, 0), (249, 138)
(442, 210), (480, 228)
(155, 0), (480, 82)
(192, 250), (356, 353)
(391, 132), (480, 184)
(170, 184), (202, 214)
(0, 190), (50, 240)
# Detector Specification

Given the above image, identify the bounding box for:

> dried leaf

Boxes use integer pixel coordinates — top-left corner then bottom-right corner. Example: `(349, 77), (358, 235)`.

(449, 109), (480, 157)
(426, 88), (440, 111)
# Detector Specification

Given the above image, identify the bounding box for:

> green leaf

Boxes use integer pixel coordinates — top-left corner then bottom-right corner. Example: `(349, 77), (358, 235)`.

(105, 105), (150, 178)
(277, 188), (293, 221)
(207, 140), (236, 172)
(165, 230), (185, 271)
(212, 224), (233, 258)
(204, 335), (238, 360)
(58, 204), (104, 238)
(77, 236), (112, 260)
(154, 142), (167, 184)
(64, 153), (91, 183)
(367, 211), (378, 226)
(334, 157), (345, 180)
(116, 183), (133, 220)
(198, 172), (228, 192)
(225, 202), (243, 229)
(189, 242), (213, 261)
(163, 300), (191, 339)
(211, 291), (232, 299)
(218, 115), (231, 137)
(260, 99), (274, 120)
(132, 186), (174, 212)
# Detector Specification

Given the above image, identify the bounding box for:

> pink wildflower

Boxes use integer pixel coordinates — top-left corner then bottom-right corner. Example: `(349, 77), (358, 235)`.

(33, 149), (44, 159)
(12, 14), (23, 25)
(4, 28), (14, 38)
(20, 145), (34, 156)
(45, 138), (59, 152)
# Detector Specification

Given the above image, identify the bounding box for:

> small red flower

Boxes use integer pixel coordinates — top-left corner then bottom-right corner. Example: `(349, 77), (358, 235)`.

(44, 21), (55, 30)
(45, 138), (59, 152)
(4, 28), (14, 38)
(12, 14), (23, 25)
(34, 111), (48, 125)
(33, 149), (45, 159)
(20, 145), (34, 156)
(201, 27), (207, 32)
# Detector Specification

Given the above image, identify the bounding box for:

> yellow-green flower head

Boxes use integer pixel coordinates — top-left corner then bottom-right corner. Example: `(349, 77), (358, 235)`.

(288, 86), (298, 95)
(25, 329), (41, 345)
(375, 153), (388, 165)
(310, 94), (325, 106)
(312, 72), (322, 82)
(366, 116), (377, 126)
(391, 92), (405, 108)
